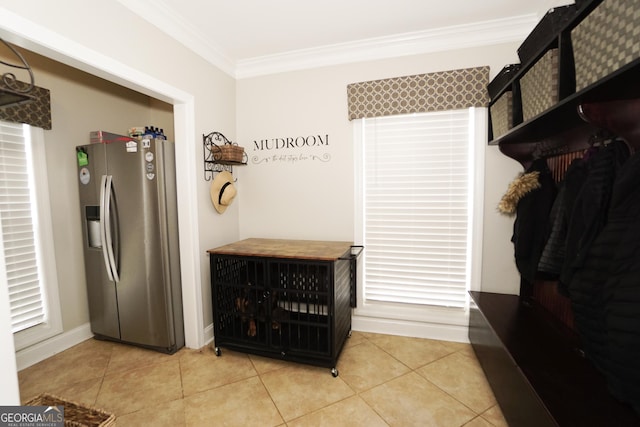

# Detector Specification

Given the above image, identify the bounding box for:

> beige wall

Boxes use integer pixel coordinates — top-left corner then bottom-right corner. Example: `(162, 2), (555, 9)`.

(236, 43), (523, 295)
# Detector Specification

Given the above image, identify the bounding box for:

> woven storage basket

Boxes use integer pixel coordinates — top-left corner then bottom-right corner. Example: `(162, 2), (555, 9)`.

(488, 64), (520, 100)
(520, 49), (559, 121)
(211, 143), (245, 163)
(517, 5), (577, 65)
(572, 0), (640, 92)
(26, 393), (115, 427)
(490, 91), (513, 139)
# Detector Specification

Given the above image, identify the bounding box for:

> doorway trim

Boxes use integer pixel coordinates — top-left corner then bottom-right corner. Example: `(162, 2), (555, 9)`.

(0, 8), (205, 349)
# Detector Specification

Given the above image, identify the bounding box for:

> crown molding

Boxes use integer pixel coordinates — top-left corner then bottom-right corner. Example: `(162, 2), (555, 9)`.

(235, 14), (538, 78)
(116, 0), (236, 76)
(116, 0), (538, 80)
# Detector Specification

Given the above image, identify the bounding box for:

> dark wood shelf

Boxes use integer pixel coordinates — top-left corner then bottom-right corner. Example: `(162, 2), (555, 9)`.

(470, 291), (640, 427)
(492, 58), (640, 166)
(492, 58), (640, 146)
(486, 0), (640, 167)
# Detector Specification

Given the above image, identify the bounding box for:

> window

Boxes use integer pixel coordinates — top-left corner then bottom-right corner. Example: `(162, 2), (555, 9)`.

(0, 120), (61, 350)
(354, 109), (485, 327)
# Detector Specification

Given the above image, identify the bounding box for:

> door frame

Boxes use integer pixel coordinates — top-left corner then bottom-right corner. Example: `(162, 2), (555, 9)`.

(0, 9), (205, 350)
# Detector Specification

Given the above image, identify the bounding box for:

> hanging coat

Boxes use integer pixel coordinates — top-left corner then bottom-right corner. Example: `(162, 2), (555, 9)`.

(537, 158), (587, 285)
(600, 149), (640, 413)
(561, 140), (630, 287)
(511, 158), (557, 283)
(567, 143), (640, 413)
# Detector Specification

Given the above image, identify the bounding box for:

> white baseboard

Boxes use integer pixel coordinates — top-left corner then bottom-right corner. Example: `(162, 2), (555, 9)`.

(352, 315), (470, 343)
(203, 318), (467, 349)
(203, 323), (214, 347)
(16, 323), (93, 371)
(16, 322), (214, 371)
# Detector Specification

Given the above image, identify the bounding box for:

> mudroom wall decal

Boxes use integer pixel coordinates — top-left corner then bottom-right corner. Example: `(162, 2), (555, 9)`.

(250, 133), (331, 165)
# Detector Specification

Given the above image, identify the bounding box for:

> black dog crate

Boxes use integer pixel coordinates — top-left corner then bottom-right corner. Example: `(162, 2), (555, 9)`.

(208, 238), (362, 376)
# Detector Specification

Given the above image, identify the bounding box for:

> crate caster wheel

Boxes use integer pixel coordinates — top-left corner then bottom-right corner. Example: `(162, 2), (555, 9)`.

(214, 347), (221, 357)
(348, 329), (352, 338)
(331, 367), (339, 377)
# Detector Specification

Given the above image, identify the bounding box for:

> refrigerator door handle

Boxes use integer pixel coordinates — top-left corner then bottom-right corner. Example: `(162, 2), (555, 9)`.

(99, 175), (114, 282)
(104, 175), (120, 283)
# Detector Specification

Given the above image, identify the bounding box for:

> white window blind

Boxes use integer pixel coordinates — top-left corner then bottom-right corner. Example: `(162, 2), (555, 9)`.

(0, 121), (46, 333)
(361, 110), (471, 309)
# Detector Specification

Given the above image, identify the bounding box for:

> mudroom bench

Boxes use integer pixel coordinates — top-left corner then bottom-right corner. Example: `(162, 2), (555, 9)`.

(469, 291), (640, 427)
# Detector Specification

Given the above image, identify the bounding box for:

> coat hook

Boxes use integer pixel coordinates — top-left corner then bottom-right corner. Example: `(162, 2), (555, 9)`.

(577, 100), (640, 153)
(577, 103), (589, 123)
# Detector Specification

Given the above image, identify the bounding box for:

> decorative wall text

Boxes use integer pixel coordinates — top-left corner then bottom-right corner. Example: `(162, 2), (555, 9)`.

(251, 134), (332, 165)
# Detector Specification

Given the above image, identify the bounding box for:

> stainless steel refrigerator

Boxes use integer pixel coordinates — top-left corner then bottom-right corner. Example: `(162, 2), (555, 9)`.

(76, 133), (184, 353)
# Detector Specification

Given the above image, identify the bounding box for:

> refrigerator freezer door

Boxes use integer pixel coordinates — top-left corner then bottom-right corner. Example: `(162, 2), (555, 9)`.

(77, 144), (120, 340)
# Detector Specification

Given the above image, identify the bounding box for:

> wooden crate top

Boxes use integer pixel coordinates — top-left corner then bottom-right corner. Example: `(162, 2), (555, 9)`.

(207, 238), (353, 261)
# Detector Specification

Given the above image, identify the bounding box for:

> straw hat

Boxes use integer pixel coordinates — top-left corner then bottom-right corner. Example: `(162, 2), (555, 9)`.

(210, 171), (237, 214)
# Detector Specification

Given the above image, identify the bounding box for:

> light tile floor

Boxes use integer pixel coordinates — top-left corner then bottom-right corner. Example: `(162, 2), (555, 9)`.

(18, 332), (508, 426)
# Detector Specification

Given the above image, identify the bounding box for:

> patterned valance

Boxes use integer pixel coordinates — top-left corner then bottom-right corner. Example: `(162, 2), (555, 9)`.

(347, 66), (489, 120)
(0, 81), (52, 130)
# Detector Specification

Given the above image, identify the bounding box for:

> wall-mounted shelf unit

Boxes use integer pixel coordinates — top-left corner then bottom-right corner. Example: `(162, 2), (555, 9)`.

(203, 131), (247, 181)
(474, 0), (640, 424)
(492, 58), (640, 167)
(486, 0), (640, 168)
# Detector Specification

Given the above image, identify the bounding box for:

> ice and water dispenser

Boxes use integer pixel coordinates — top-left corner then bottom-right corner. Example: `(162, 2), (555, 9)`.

(86, 206), (101, 248)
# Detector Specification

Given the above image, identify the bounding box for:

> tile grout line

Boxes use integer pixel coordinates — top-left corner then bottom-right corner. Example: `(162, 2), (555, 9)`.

(177, 354), (187, 426)
(354, 337), (495, 423)
(92, 343), (115, 408)
(254, 368), (287, 426)
(18, 334), (504, 426)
